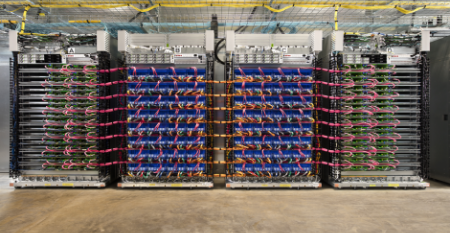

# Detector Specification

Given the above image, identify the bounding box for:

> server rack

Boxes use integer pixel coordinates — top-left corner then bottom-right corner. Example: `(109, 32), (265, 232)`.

(429, 35), (450, 184)
(9, 31), (115, 188)
(224, 31), (323, 189)
(318, 31), (430, 189)
(116, 31), (215, 188)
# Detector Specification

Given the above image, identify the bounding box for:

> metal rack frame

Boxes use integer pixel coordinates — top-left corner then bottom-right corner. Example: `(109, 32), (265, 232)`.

(225, 59), (322, 189)
(9, 33), (115, 188)
(320, 32), (430, 189)
(10, 54), (19, 179)
(420, 53), (430, 180)
(224, 31), (322, 189)
(117, 31), (215, 189)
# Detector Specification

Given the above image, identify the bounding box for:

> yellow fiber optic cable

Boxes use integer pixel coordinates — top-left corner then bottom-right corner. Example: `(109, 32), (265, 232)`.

(19, 5), (31, 34)
(0, 20), (18, 24)
(12, 3), (450, 15)
(334, 5), (339, 31)
(68, 20), (102, 23)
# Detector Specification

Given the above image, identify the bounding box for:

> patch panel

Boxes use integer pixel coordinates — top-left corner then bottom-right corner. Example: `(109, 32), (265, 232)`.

(126, 54), (174, 64)
(235, 53), (282, 64)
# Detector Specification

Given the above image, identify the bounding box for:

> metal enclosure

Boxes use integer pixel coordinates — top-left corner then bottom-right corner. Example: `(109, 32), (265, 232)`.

(9, 31), (119, 188)
(319, 31), (430, 189)
(0, 41), (12, 172)
(116, 30), (215, 189)
(429, 36), (450, 184)
(224, 30), (323, 189)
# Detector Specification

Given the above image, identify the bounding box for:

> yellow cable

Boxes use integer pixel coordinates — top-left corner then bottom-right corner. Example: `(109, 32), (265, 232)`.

(19, 5), (31, 34)
(6, 1), (449, 6)
(128, 4), (159, 12)
(394, 5), (425, 14)
(426, 6), (450, 10)
(0, 20), (18, 24)
(388, 1), (446, 6)
(13, 3), (450, 37)
(19, 33), (53, 36)
(162, 4), (210, 8)
(345, 32), (362, 35)
(264, 4), (293, 12)
(342, 5), (393, 11)
(18, 3), (450, 15)
(68, 20), (102, 23)
(33, 4), (128, 9)
(334, 5), (339, 31)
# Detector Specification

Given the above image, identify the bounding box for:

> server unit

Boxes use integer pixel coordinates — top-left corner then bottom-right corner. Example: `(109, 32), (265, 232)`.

(224, 31), (323, 189)
(318, 31), (430, 189)
(116, 31), (215, 188)
(9, 31), (116, 188)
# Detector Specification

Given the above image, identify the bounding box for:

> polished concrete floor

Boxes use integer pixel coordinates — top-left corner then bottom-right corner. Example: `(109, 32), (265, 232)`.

(1, 174), (450, 233)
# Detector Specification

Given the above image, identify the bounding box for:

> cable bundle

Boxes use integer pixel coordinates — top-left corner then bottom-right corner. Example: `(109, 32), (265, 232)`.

(122, 67), (210, 182)
(228, 68), (319, 183)
(39, 64), (105, 171)
(318, 33), (425, 183)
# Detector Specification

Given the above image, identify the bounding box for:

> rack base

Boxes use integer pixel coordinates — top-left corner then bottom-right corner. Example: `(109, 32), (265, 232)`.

(117, 181), (214, 189)
(330, 181), (429, 189)
(11, 181), (107, 188)
(225, 181), (321, 189)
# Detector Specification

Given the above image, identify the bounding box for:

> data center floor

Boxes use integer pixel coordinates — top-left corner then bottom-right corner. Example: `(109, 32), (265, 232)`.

(0, 174), (449, 233)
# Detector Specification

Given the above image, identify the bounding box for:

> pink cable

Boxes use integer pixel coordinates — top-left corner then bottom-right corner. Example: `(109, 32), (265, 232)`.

(315, 80), (355, 87)
(316, 120), (356, 127)
(170, 67), (177, 77)
(151, 67), (157, 76)
(314, 147), (377, 153)
(258, 67), (265, 76)
(190, 67), (197, 77)
(315, 94), (355, 100)
(377, 119), (400, 127)
(278, 68), (285, 77)
(315, 107), (352, 114)
(380, 82), (396, 88)
(315, 134), (356, 140)
(238, 68), (245, 76)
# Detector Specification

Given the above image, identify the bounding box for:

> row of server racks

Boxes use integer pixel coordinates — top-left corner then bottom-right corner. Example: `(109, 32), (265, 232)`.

(8, 29), (434, 189)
